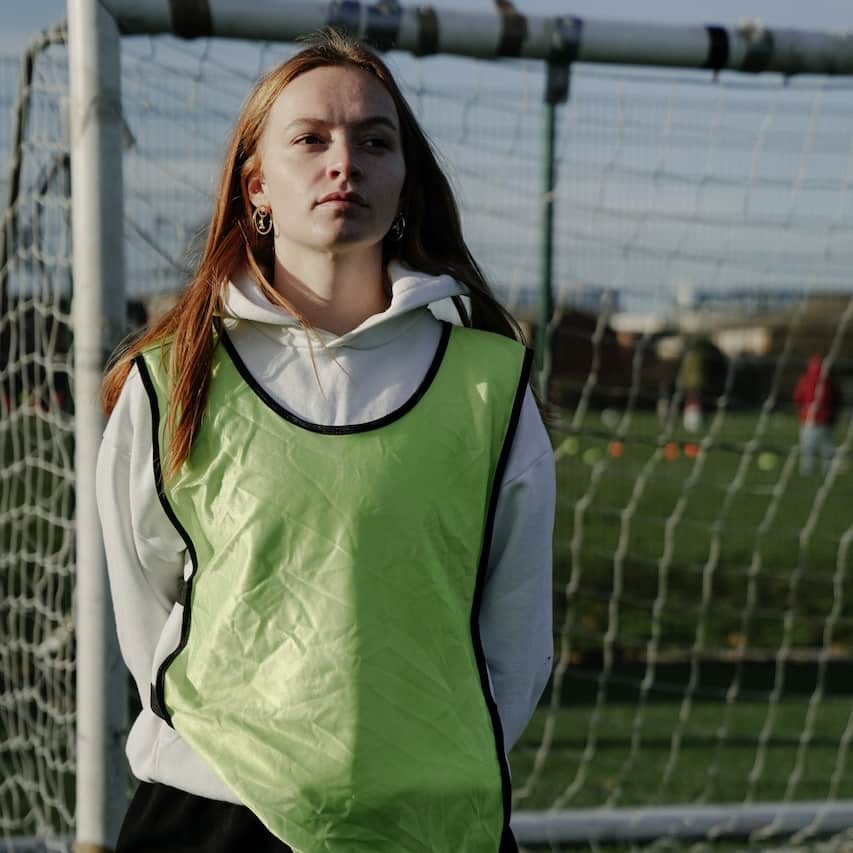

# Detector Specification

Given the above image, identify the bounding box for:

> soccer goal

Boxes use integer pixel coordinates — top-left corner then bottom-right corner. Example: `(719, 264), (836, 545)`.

(4, 0), (853, 850)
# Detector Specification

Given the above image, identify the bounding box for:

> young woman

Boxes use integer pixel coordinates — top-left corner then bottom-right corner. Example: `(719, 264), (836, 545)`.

(97, 29), (554, 853)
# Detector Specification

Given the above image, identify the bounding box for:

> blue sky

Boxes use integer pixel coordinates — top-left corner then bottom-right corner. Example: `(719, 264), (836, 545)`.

(4, 0), (853, 55)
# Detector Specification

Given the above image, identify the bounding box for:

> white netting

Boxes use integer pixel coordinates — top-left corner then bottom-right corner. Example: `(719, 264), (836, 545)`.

(3, 26), (853, 851)
(0, 37), (75, 851)
(517, 68), (853, 840)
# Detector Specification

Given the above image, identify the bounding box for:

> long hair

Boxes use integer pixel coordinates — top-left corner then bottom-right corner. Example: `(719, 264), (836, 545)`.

(101, 28), (524, 479)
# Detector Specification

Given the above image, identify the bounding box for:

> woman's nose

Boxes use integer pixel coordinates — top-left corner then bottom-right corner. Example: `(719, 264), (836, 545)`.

(327, 139), (362, 181)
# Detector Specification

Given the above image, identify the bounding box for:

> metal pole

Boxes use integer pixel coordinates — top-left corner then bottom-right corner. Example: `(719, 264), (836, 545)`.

(67, 0), (127, 850)
(536, 61), (569, 399)
(101, 0), (853, 76)
(512, 801), (853, 844)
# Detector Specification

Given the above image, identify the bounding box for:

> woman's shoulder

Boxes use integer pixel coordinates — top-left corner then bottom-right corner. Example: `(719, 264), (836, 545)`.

(448, 324), (529, 366)
(136, 332), (176, 361)
(101, 360), (150, 453)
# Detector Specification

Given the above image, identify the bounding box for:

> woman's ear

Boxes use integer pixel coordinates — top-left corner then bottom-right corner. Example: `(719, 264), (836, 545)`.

(247, 171), (267, 208)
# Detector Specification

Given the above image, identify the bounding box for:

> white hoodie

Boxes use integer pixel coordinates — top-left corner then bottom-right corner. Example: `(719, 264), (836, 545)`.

(96, 260), (555, 803)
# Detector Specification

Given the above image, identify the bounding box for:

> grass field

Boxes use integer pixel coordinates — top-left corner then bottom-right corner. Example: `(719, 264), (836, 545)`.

(549, 410), (853, 654)
(511, 700), (853, 850)
(512, 696), (853, 810)
(503, 409), (853, 847)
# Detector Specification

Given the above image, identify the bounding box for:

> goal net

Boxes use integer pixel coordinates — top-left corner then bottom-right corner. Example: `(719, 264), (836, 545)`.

(3, 12), (853, 851)
(0, 31), (75, 851)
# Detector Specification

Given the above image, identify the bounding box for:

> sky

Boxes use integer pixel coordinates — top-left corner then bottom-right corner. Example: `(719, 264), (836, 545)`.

(3, 0), (853, 55)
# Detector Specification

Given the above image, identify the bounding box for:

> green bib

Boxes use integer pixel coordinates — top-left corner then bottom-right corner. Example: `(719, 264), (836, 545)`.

(135, 321), (531, 853)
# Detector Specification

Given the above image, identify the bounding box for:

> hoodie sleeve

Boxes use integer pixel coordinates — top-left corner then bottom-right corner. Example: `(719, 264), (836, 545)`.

(480, 387), (555, 752)
(96, 364), (186, 705)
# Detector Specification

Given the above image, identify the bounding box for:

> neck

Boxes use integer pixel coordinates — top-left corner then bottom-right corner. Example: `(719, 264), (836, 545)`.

(270, 244), (389, 336)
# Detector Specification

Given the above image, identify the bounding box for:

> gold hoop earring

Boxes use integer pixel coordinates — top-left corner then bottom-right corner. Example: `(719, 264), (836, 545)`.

(389, 213), (406, 241)
(253, 206), (272, 236)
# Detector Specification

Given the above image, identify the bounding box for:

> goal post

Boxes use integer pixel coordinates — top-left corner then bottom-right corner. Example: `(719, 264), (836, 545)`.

(1, 1), (851, 850)
(67, 1), (127, 851)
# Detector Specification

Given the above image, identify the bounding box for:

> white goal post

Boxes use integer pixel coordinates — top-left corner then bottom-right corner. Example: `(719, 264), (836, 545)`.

(1, 0), (847, 850)
(67, 4), (128, 852)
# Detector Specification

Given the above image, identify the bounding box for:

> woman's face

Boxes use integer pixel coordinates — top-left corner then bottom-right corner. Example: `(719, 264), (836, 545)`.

(247, 64), (406, 260)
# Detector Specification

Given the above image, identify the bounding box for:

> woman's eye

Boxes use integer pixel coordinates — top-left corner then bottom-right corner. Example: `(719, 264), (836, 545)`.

(363, 137), (391, 150)
(294, 134), (323, 145)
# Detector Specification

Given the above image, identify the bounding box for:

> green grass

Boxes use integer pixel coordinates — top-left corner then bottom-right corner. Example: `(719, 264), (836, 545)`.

(511, 696), (853, 849)
(511, 410), (853, 846)
(512, 698), (853, 811)
(549, 411), (853, 654)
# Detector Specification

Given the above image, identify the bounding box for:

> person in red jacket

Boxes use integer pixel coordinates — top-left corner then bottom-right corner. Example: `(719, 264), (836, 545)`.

(793, 354), (839, 476)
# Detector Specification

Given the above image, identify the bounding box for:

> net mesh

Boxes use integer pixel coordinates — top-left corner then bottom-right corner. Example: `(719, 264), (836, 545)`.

(0, 39), (75, 848)
(2, 27), (853, 851)
(521, 70), (853, 835)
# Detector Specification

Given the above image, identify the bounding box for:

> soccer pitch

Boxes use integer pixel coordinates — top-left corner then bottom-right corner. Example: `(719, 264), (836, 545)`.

(549, 410), (852, 654)
(513, 698), (853, 811)
(508, 409), (853, 831)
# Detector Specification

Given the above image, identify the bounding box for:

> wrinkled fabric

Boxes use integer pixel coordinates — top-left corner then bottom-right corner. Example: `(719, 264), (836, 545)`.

(139, 324), (528, 853)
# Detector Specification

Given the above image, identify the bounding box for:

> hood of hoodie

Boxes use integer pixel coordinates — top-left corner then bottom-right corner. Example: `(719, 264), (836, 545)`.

(222, 260), (468, 350)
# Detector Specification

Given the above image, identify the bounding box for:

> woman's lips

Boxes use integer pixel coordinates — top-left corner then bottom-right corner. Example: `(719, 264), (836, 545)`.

(316, 191), (367, 207)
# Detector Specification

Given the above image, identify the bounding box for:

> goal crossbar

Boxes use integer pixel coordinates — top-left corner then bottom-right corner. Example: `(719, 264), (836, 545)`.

(101, 0), (853, 75)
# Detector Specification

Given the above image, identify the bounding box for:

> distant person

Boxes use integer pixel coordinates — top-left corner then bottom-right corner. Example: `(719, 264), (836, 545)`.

(656, 379), (671, 426)
(794, 354), (840, 476)
(680, 343), (704, 433)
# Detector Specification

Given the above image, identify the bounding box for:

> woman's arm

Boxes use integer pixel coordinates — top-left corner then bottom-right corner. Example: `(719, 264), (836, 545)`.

(480, 387), (555, 752)
(96, 364), (186, 705)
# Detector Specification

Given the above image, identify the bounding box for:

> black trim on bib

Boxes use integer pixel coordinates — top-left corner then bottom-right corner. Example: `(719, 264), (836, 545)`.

(134, 354), (200, 729)
(217, 321), (451, 434)
(470, 345), (533, 853)
(451, 295), (471, 327)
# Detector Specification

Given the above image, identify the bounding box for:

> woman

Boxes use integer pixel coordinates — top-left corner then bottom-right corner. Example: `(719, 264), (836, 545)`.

(97, 28), (554, 853)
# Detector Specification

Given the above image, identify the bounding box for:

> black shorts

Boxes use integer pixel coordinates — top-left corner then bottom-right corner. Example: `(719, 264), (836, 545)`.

(117, 780), (519, 852)
(116, 781), (294, 853)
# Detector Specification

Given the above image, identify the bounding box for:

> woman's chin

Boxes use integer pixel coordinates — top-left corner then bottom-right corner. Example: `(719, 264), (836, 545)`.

(309, 225), (386, 254)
